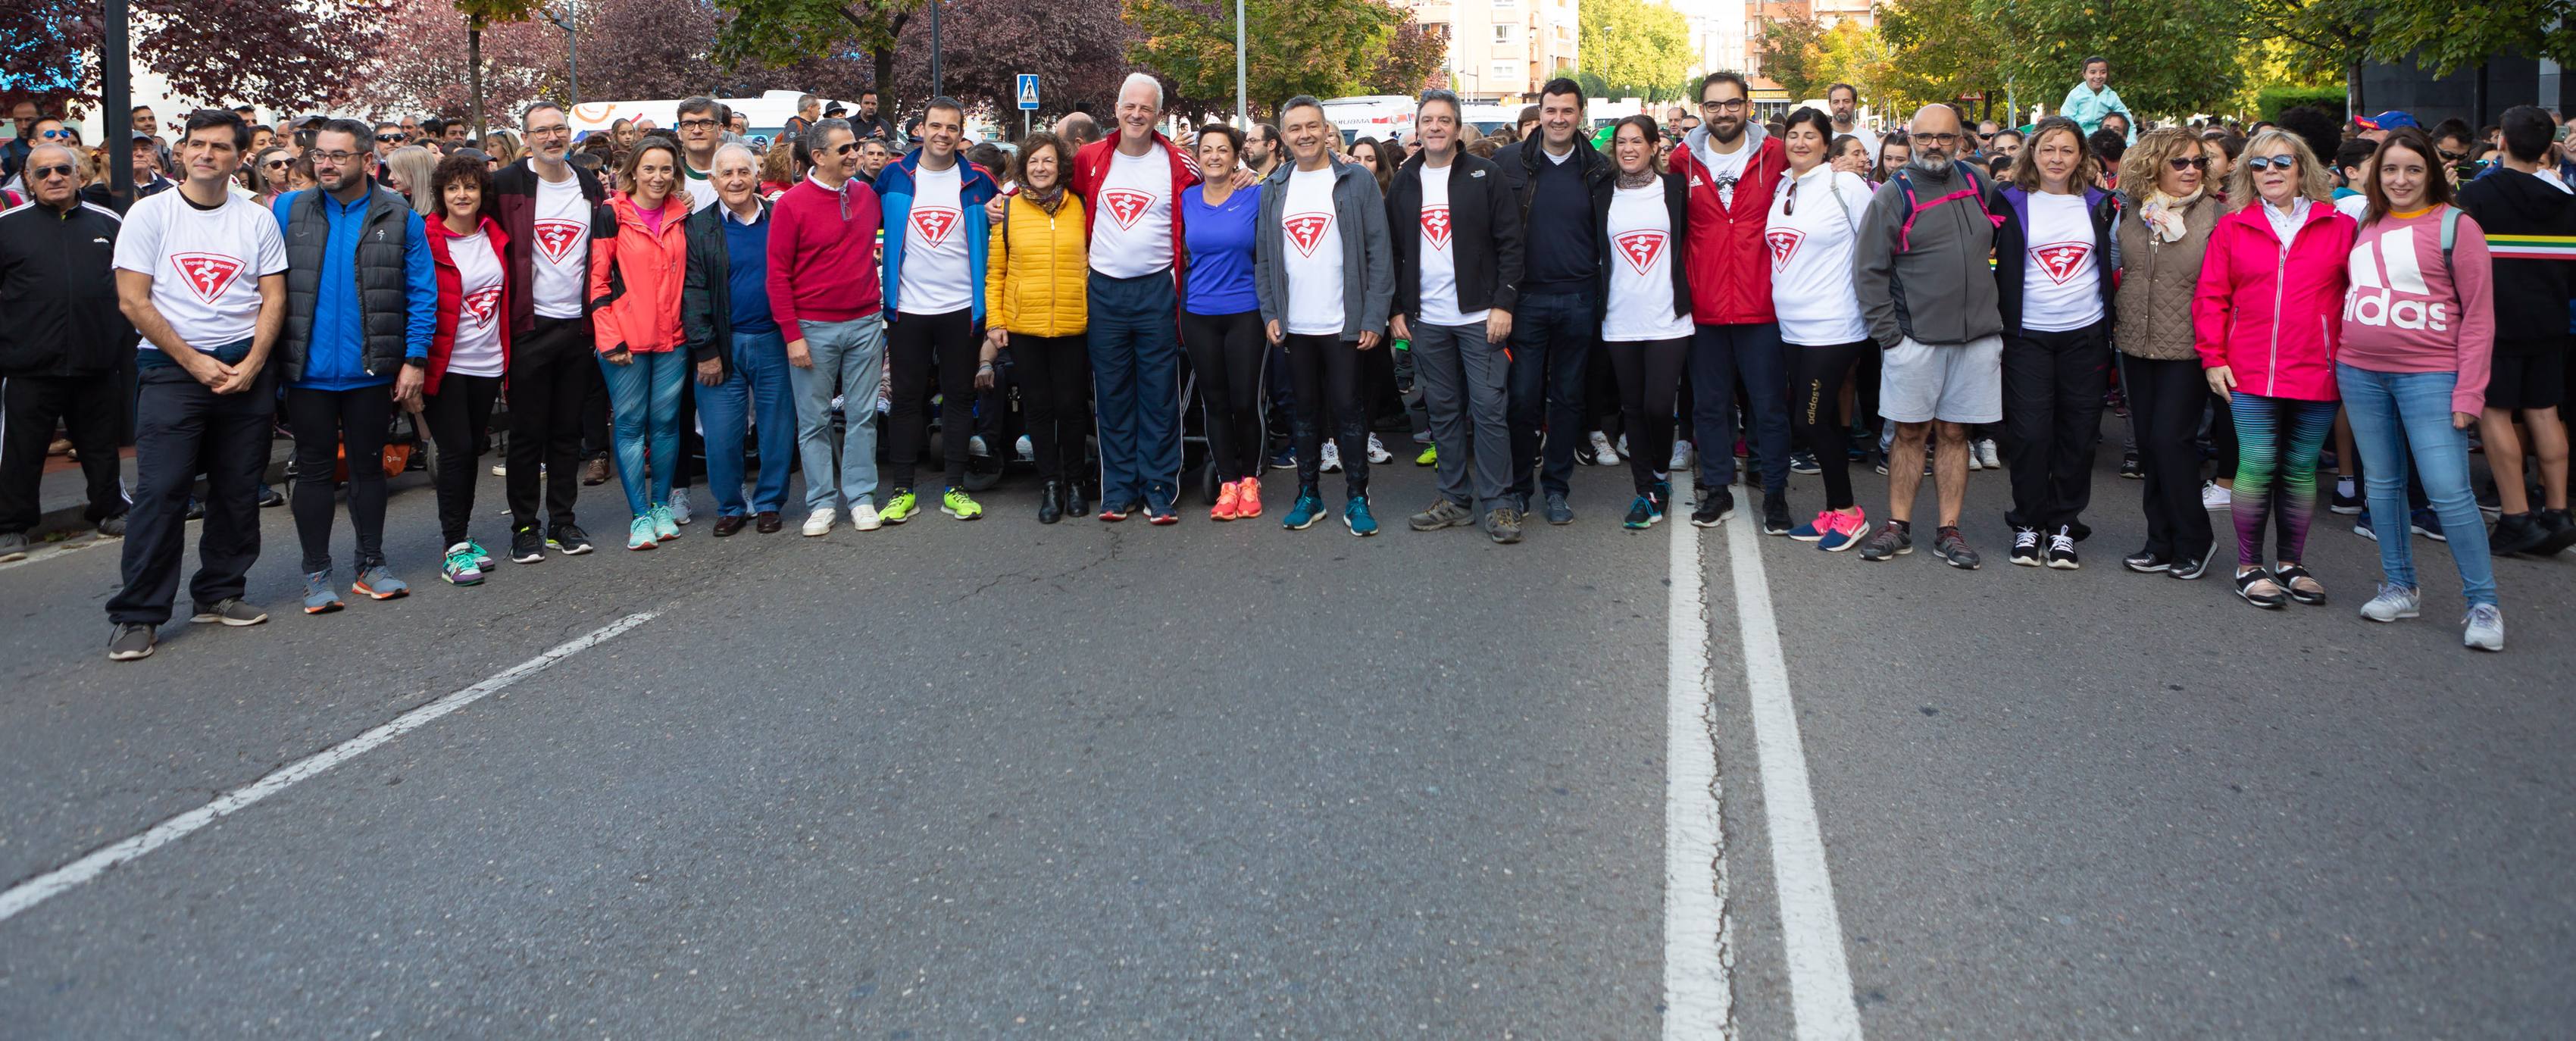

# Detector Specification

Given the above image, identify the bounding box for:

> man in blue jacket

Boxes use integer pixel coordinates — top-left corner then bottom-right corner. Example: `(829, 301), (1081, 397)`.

(271, 118), (434, 614)
(873, 96), (999, 525)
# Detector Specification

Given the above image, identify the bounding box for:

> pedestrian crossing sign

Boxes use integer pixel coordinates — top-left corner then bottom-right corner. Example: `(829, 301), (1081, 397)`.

(1017, 74), (1041, 111)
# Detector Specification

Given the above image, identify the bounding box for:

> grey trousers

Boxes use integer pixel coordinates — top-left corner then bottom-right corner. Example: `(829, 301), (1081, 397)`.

(1412, 320), (1512, 514)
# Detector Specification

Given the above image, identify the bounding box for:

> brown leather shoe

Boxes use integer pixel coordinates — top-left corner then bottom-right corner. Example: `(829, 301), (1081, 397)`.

(754, 511), (783, 533)
(582, 457), (610, 486)
(712, 514), (748, 537)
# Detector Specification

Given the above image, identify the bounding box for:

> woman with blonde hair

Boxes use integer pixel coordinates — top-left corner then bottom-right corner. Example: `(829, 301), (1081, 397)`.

(482, 129), (523, 167)
(2113, 127), (2223, 577)
(380, 144), (441, 212)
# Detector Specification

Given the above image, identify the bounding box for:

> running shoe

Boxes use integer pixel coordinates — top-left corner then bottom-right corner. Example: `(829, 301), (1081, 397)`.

(650, 504), (680, 541)
(1271, 445), (1298, 471)
(1931, 526), (1980, 570)
(2009, 527), (2043, 567)
(852, 503), (882, 531)
(1320, 441), (1343, 473)
(1588, 430), (1619, 466)
(2359, 583), (2421, 622)
(627, 516), (658, 550)
(2119, 452), (2143, 480)
(1975, 439), (2000, 470)
(1544, 492), (1574, 525)
(1761, 494), (1792, 536)
(441, 542), (486, 586)
(1856, 520), (1912, 561)
(1411, 498), (1475, 531)
(1098, 500), (1132, 522)
(1343, 495), (1379, 536)
(941, 487), (983, 520)
(1415, 443), (1437, 466)
(2462, 604), (2505, 652)
(2354, 513), (2378, 541)
(189, 598), (269, 626)
(1692, 488), (1735, 527)
(302, 571), (346, 614)
(2167, 554), (2212, 580)
(511, 526), (546, 564)
(2488, 511), (2547, 556)
(802, 508), (838, 536)
(2121, 548), (2169, 574)
(668, 492), (692, 525)
(1622, 493), (1661, 530)
(490, 461), (508, 477)
(1366, 433), (1393, 464)
(2274, 564), (2325, 605)
(880, 489), (918, 524)
(2330, 477), (2363, 514)
(1233, 479), (1263, 519)
(1484, 506), (1524, 543)
(2536, 508), (2576, 555)
(1966, 445), (1985, 471)
(0, 532), (25, 563)
(1015, 435), (1035, 462)
(1143, 500), (1177, 526)
(2201, 481), (2232, 511)
(2046, 526), (2079, 570)
(1212, 481), (1243, 521)
(2233, 567), (2287, 608)
(108, 624), (156, 661)
(2412, 507), (2446, 542)
(1790, 451), (1820, 475)
(1815, 508), (1868, 552)
(1283, 488), (1327, 530)
(464, 539), (494, 567)
(1669, 440), (1692, 472)
(548, 523), (595, 555)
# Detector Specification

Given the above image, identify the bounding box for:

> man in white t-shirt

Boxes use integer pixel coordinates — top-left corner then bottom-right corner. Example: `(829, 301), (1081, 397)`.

(875, 96), (1002, 525)
(675, 95), (724, 212)
(491, 101), (605, 561)
(1827, 83), (1880, 164)
(105, 109), (289, 661)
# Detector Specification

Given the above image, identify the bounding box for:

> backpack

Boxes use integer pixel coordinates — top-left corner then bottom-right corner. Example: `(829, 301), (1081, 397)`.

(1893, 165), (2003, 253)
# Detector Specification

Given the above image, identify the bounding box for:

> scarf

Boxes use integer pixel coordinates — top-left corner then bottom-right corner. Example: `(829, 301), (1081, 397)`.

(2138, 187), (2201, 245)
(1021, 182), (1066, 215)
(1615, 167), (1658, 190)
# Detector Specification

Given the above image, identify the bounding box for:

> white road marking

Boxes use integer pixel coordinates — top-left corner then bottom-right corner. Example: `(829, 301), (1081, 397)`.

(1723, 508), (1863, 1039)
(1666, 496), (1735, 1037)
(0, 611), (661, 925)
(0, 534), (116, 572)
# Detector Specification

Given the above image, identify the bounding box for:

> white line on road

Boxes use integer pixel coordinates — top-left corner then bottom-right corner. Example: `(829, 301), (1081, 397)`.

(0, 610), (661, 925)
(1666, 495), (1734, 1037)
(0, 534), (115, 573)
(1723, 507), (1862, 1039)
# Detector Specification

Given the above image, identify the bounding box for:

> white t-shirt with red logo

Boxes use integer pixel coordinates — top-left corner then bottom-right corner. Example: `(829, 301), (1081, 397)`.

(111, 187), (288, 354)
(2018, 191), (2102, 333)
(1415, 162), (1488, 328)
(897, 161), (971, 316)
(530, 171), (589, 320)
(447, 230), (508, 378)
(1602, 183), (1693, 342)
(1762, 164), (1873, 346)
(1089, 145), (1174, 278)
(1281, 166), (1345, 337)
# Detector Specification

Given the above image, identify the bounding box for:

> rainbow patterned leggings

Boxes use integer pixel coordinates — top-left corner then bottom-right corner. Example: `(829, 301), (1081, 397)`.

(2227, 392), (2339, 569)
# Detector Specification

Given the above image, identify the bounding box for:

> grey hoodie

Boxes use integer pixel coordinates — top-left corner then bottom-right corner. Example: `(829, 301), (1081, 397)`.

(1852, 158), (2003, 348)
(1255, 155), (1393, 342)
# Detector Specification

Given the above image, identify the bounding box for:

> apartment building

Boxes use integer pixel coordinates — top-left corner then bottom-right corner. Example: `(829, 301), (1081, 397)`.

(1397, 0), (1581, 103)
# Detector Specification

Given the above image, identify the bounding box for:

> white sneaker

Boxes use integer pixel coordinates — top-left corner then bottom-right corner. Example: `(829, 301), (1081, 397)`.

(1588, 430), (1619, 465)
(1014, 434), (1034, 462)
(2462, 604), (2504, 651)
(1366, 433), (1393, 464)
(2359, 583), (2419, 622)
(851, 503), (882, 531)
(1670, 439), (1692, 471)
(667, 492), (692, 525)
(968, 434), (991, 458)
(1321, 441), (1343, 473)
(801, 508), (837, 536)
(1617, 432), (1631, 458)
(1966, 448), (1984, 471)
(2201, 481), (2233, 511)
(1976, 439), (2001, 470)
(490, 461), (508, 477)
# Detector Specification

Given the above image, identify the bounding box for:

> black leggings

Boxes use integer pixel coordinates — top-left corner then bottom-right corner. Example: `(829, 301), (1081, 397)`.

(285, 384), (392, 574)
(1007, 333), (1091, 484)
(886, 308), (977, 492)
(1606, 337), (1687, 494)
(1181, 310), (1268, 483)
(423, 374), (501, 548)
(1285, 333), (1368, 498)
(1790, 340), (1874, 510)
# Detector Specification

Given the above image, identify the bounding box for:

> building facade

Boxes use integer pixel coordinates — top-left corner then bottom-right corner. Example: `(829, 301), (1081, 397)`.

(1399, 0), (1582, 104)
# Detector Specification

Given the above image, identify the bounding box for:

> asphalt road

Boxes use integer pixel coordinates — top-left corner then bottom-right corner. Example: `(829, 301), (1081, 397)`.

(1, 432), (2568, 1038)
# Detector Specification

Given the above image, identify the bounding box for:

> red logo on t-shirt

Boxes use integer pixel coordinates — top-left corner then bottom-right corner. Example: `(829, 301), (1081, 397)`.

(2032, 241), (2092, 285)
(462, 284), (503, 326)
(1285, 212), (1334, 258)
(911, 205), (961, 248)
(1421, 205), (1453, 252)
(1764, 228), (1805, 273)
(171, 252), (245, 305)
(1102, 188), (1154, 230)
(534, 219), (585, 265)
(1614, 230), (1668, 276)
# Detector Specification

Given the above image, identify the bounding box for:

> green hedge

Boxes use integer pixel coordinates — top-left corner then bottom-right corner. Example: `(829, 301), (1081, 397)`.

(2257, 86), (2347, 122)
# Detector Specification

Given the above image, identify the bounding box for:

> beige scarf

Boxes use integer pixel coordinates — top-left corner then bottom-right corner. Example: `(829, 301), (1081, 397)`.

(2139, 187), (2202, 245)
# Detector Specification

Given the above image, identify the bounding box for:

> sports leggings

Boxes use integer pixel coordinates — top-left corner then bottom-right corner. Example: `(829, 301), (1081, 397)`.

(2227, 392), (2337, 568)
(1181, 310), (1268, 484)
(1790, 339), (1874, 511)
(1605, 336), (1687, 495)
(1285, 333), (1368, 499)
(886, 308), (977, 492)
(1005, 333), (1091, 485)
(421, 373), (500, 548)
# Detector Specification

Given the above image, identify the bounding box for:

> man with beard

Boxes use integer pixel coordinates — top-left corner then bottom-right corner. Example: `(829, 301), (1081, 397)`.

(1827, 83), (1878, 161)
(1668, 70), (1793, 531)
(1852, 103), (2005, 570)
(1243, 122), (1280, 178)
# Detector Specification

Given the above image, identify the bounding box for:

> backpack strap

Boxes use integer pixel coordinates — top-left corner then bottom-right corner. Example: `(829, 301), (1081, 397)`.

(2439, 205), (2460, 272)
(1895, 167), (2002, 253)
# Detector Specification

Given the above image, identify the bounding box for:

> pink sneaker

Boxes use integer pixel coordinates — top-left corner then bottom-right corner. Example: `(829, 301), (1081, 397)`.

(1817, 507), (1870, 552)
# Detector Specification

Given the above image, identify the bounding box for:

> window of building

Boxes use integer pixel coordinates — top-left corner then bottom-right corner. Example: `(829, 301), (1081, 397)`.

(1493, 23), (1512, 42)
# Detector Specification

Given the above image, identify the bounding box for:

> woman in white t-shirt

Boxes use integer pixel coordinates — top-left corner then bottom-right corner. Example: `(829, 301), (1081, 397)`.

(1593, 115), (1693, 530)
(1988, 116), (2121, 569)
(420, 153), (514, 586)
(1768, 107), (1877, 551)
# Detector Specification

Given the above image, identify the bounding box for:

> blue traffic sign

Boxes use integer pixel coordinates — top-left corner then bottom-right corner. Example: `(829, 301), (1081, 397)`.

(1016, 74), (1040, 111)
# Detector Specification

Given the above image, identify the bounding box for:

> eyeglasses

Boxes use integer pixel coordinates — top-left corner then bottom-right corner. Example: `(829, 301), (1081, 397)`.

(1913, 132), (1962, 145)
(2243, 155), (2295, 173)
(1700, 98), (1748, 113)
(376, 133), (404, 142)
(678, 118), (721, 131)
(29, 163), (73, 180)
(311, 149), (362, 164)
(2166, 156), (2210, 171)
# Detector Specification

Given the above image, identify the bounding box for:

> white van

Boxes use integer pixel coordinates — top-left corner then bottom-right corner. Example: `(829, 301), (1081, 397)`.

(567, 90), (849, 142)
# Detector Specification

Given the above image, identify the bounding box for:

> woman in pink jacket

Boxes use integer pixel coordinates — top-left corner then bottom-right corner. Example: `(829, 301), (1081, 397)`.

(2191, 129), (2356, 610)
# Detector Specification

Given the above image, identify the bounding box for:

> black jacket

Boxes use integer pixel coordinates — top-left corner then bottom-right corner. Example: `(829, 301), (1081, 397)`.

(0, 199), (134, 376)
(491, 158), (606, 337)
(2457, 168), (2576, 346)
(1386, 151), (1524, 320)
(680, 199), (772, 383)
(1987, 183), (2121, 336)
(1590, 171), (1694, 324)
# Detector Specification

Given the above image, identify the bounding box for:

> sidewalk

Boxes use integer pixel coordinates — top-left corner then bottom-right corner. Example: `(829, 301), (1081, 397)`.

(29, 439), (295, 539)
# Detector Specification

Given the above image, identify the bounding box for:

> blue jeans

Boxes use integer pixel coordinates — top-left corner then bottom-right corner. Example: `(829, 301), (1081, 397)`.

(2335, 363), (2499, 608)
(600, 349), (687, 517)
(1506, 288), (1595, 501)
(1089, 271), (1183, 511)
(1688, 322), (1790, 496)
(699, 329), (796, 516)
(786, 314), (885, 513)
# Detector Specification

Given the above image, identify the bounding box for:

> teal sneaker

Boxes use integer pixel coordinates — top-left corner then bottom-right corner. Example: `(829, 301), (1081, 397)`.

(301, 571), (345, 614)
(440, 542), (486, 586)
(1282, 487), (1327, 530)
(627, 516), (658, 550)
(1343, 494), (1379, 537)
(464, 539), (494, 568)
(650, 503), (680, 540)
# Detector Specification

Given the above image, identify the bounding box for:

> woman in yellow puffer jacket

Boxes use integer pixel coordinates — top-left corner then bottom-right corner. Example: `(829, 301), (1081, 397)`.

(980, 132), (1093, 523)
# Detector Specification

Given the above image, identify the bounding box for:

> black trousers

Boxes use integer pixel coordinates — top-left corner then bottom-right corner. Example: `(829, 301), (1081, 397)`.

(2000, 321), (2109, 534)
(1790, 339), (1874, 511)
(1180, 311), (1268, 483)
(886, 308), (977, 492)
(1286, 332), (1368, 499)
(284, 384), (392, 574)
(505, 317), (590, 532)
(2121, 354), (2215, 561)
(109, 363), (274, 627)
(423, 373), (501, 547)
(1008, 333), (1093, 484)
(0, 372), (128, 532)
(1605, 337), (1687, 495)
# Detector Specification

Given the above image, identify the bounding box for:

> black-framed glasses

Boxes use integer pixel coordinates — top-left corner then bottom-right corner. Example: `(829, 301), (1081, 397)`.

(678, 117), (721, 130)
(1701, 98), (1748, 112)
(2243, 155), (2294, 172)
(311, 149), (361, 164)
(830, 142), (860, 155)
(1913, 132), (1962, 145)
(29, 163), (73, 180)
(2167, 156), (2210, 171)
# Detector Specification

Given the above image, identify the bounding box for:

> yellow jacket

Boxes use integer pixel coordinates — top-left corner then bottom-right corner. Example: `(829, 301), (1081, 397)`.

(985, 192), (1089, 336)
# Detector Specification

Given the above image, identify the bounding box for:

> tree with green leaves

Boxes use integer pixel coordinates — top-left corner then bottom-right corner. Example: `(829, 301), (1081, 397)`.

(714, 0), (925, 118)
(1577, 0), (1693, 102)
(1122, 0), (1421, 118)
(1976, 0), (2246, 117)
(1876, 0), (2006, 114)
(2364, 0), (2576, 76)
(455, 0), (550, 143)
(1760, 15), (1893, 105)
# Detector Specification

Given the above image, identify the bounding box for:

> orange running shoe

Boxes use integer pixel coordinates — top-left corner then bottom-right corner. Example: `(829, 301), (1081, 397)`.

(1233, 478), (1263, 519)
(1210, 479), (1242, 520)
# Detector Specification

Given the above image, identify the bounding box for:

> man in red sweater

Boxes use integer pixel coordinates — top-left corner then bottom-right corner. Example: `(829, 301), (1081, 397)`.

(1668, 70), (1793, 532)
(767, 117), (891, 536)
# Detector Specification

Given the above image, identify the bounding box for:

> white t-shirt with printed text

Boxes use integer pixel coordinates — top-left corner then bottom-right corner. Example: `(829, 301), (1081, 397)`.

(530, 171), (589, 319)
(447, 230), (508, 377)
(1089, 145), (1176, 278)
(1281, 166), (1345, 336)
(1763, 165), (1873, 345)
(111, 188), (287, 354)
(897, 161), (972, 315)
(2018, 191), (2103, 333)
(1415, 162), (1489, 328)
(1602, 183), (1693, 342)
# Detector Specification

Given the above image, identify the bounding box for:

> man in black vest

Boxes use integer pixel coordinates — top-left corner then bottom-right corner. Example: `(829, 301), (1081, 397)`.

(270, 118), (434, 614)
(0, 142), (134, 563)
(491, 101), (605, 561)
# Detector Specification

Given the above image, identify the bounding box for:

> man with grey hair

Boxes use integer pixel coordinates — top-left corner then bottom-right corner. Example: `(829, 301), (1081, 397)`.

(0, 141), (133, 562)
(675, 95), (725, 211)
(785, 94), (821, 142)
(771, 117), (892, 535)
(491, 99), (608, 561)
(1852, 102), (2003, 569)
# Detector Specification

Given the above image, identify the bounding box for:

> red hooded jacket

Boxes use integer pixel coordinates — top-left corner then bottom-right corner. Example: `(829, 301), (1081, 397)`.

(1667, 127), (1788, 325)
(421, 214), (512, 397)
(1069, 130), (1202, 276)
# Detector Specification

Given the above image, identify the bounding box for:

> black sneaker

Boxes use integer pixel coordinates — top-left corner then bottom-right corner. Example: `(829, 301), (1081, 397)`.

(548, 523), (596, 555)
(256, 486), (286, 508)
(2121, 548), (2170, 574)
(2119, 452), (2143, 480)
(189, 598), (270, 626)
(108, 624), (156, 661)
(1932, 526), (1981, 570)
(2009, 526), (2043, 567)
(2168, 553), (2212, 580)
(511, 525), (546, 564)
(1691, 488), (1735, 527)
(183, 497), (205, 520)
(1761, 493), (1793, 535)
(2329, 481), (2363, 515)
(1544, 492), (1574, 525)
(2045, 526), (2080, 570)
(2490, 511), (2549, 556)
(1790, 451), (1821, 475)
(1857, 520), (1912, 560)
(2412, 507), (2446, 542)
(2536, 508), (2576, 555)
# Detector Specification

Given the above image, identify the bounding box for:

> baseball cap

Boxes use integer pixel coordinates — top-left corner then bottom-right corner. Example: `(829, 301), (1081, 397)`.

(2355, 111), (2419, 131)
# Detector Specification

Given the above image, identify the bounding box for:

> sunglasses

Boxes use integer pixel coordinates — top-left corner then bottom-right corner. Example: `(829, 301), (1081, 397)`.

(39, 128), (73, 139)
(2243, 155), (2298, 173)
(830, 142), (860, 155)
(263, 159), (291, 170)
(2437, 148), (2469, 162)
(2166, 156), (2210, 171)
(29, 163), (73, 180)
(376, 133), (404, 142)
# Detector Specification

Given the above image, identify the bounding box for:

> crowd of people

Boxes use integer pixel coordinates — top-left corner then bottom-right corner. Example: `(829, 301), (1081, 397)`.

(0, 55), (2562, 662)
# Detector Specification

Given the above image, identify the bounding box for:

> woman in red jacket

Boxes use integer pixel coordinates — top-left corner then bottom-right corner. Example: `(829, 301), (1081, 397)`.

(2191, 129), (2356, 609)
(420, 153), (513, 586)
(589, 137), (693, 552)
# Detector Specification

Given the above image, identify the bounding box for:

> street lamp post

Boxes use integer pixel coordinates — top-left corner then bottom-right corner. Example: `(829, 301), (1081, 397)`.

(1235, 0), (1246, 128)
(546, 8), (578, 105)
(930, 0), (943, 96)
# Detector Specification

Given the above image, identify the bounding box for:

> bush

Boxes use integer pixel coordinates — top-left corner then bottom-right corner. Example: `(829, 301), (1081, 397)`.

(2257, 86), (2346, 123)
